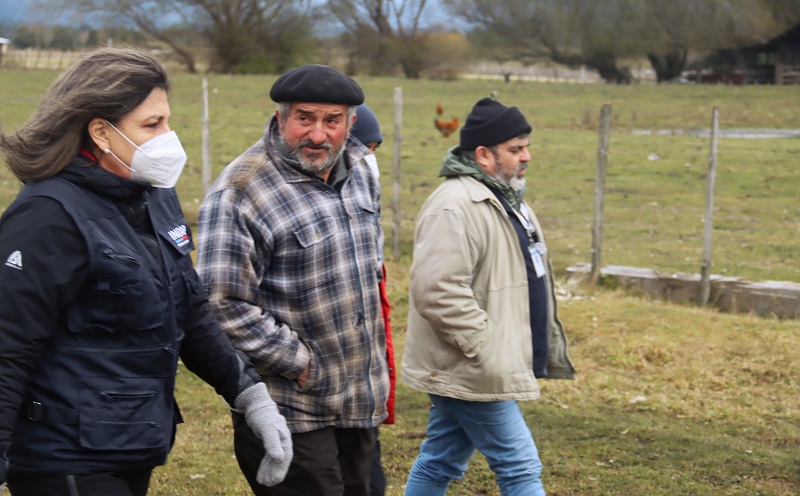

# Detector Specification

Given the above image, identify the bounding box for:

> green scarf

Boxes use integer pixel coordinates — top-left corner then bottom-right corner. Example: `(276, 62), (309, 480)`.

(439, 146), (526, 210)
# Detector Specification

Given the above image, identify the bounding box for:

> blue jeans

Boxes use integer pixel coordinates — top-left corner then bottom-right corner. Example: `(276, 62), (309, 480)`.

(404, 394), (545, 496)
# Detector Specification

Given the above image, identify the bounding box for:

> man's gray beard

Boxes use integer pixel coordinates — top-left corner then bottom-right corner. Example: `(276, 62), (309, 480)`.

(280, 135), (347, 175)
(491, 170), (526, 192)
(509, 175), (526, 192)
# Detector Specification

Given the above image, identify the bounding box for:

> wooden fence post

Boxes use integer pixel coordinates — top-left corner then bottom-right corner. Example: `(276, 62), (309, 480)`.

(590, 103), (612, 285)
(392, 87), (403, 261)
(201, 78), (211, 197)
(699, 107), (719, 306)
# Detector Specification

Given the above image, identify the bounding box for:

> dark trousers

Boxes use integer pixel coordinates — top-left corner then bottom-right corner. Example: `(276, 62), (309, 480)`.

(369, 427), (386, 496)
(233, 411), (376, 496)
(7, 469), (152, 496)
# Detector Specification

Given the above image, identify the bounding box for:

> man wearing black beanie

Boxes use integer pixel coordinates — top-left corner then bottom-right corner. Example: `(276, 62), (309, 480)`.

(401, 97), (575, 496)
(196, 64), (389, 496)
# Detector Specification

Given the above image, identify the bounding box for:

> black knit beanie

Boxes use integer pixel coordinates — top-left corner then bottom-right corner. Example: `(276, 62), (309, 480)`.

(459, 97), (531, 151)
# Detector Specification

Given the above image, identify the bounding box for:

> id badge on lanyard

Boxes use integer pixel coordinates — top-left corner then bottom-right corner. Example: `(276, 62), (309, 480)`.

(529, 243), (546, 278)
(516, 204), (547, 278)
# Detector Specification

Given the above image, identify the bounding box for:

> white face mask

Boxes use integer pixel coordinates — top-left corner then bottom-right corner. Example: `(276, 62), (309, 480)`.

(104, 120), (188, 188)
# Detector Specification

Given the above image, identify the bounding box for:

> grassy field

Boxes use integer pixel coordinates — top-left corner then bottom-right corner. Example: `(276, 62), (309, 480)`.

(1, 67), (799, 495)
(156, 288), (800, 496)
(1, 70), (799, 282)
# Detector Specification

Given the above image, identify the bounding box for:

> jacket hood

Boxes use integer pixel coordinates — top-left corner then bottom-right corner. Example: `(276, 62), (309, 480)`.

(438, 146), (484, 180)
(438, 145), (526, 210)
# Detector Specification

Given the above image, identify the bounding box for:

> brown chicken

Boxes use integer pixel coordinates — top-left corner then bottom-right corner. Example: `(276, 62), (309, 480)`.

(436, 102), (444, 115)
(434, 116), (460, 138)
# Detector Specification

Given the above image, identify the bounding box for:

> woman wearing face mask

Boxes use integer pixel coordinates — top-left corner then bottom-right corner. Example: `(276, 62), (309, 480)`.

(0, 47), (292, 496)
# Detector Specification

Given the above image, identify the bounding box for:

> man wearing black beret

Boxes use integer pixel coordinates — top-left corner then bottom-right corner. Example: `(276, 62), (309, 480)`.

(401, 97), (575, 496)
(196, 64), (389, 496)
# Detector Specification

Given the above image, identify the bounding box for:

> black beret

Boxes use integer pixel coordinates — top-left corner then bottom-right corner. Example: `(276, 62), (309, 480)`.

(460, 97), (532, 151)
(270, 64), (364, 105)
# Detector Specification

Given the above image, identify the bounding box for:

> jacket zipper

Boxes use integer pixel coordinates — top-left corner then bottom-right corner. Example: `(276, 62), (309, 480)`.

(99, 246), (139, 267)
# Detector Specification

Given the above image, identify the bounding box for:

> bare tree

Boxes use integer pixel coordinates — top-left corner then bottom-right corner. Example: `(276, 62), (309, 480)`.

(188, 0), (315, 73)
(467, 27), (526, 83)
(32, 0), (199, 72)
(32, 0), (314, 73)
(445, 0), (800, 83)
(761, 0), (800, 25)
(554, 0), (642, 83)
(327, 0), (438, 78)
(443, 0), (643, 83)
(640, 0), (784, 82)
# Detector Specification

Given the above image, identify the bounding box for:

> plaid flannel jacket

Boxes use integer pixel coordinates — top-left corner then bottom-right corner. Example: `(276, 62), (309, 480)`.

(196, 118), (388, 432)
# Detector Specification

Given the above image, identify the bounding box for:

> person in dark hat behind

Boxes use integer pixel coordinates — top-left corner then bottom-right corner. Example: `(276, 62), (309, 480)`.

(351, 102), (383, 179)
(195, 64), (390, 496)
(351, 103), (395, 496)
(401, 97), (575, 496)
(351, 103), (383, 152)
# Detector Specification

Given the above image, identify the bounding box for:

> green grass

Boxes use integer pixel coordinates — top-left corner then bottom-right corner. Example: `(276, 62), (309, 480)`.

(1, 68), (799, 494)
(156, 285), (800, 495)
(2, 71), (799, 281)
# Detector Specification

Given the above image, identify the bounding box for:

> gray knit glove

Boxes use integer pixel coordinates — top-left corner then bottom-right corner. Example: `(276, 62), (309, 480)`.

(234, 383), (293, 487)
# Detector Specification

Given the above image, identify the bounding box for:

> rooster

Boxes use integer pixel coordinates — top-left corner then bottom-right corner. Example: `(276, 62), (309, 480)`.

(434, 116), (459, 138)
(434, 103), (460, 138)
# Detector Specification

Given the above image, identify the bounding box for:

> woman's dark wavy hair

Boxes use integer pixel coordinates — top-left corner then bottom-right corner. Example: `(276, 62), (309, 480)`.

(0, 46), (169, 183)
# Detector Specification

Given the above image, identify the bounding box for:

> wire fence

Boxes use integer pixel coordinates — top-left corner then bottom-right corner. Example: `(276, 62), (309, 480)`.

(464, 61), (659, 84)
(0, 47), (84, 70)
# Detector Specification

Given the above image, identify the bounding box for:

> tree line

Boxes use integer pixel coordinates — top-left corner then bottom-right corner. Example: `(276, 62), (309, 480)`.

(6, 0), (800, 82)
(449, 0), (800, 82)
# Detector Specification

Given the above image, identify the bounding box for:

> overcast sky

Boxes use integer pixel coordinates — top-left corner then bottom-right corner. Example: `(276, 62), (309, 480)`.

(0, 0), (461, 32)
(0, 0), (27, 22)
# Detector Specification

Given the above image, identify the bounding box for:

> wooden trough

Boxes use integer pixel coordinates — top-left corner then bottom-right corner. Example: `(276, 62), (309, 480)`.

(565, 262), (800, 320)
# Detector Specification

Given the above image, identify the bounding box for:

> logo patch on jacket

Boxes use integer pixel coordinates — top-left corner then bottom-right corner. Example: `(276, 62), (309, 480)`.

(167, 224), (191, 248)
(5, 250), (23, 270)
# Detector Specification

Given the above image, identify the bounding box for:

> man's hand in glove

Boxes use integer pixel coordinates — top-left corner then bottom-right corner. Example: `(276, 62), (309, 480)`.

(234, 383), (293, 487)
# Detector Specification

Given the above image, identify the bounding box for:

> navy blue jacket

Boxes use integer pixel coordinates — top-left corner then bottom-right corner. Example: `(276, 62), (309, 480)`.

(0, 159), (256, 479)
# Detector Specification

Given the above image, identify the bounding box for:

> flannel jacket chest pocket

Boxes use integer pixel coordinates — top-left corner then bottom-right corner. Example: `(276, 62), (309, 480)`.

(292, 216), (335, 248)
(287, 216), (337, 293)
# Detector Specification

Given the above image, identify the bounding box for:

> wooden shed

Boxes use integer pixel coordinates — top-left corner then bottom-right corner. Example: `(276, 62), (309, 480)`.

(773, 24), (800, 84)
(691, 23), (800, 85)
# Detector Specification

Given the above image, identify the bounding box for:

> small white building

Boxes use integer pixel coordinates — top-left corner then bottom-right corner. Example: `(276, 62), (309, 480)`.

(0, 37), (10, 66)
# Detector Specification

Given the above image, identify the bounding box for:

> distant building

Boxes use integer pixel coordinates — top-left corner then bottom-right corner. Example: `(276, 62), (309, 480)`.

(0, 37), (10, 67)
(690, 24), (800, 85)
(771, 24), (800, 84)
